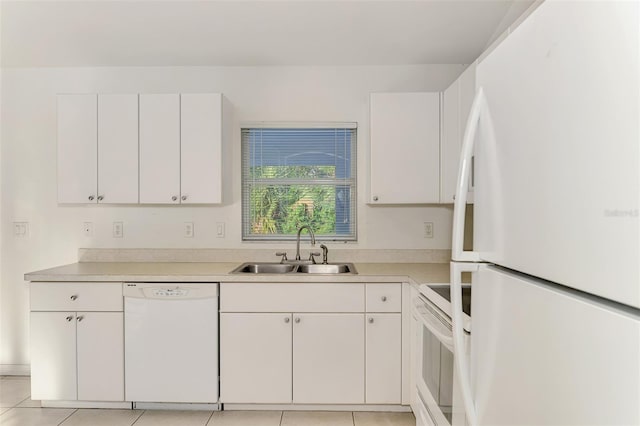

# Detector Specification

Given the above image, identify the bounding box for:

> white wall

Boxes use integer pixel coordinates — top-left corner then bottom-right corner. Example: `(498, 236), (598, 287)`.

(0, 64), (461, 367)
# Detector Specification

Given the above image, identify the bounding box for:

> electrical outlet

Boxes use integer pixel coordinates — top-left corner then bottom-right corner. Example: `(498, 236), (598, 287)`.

(424, 222), (434, 239)
(216, 222), (225, 238)
(184, 222), (194, 238)
(113, 222), (123, 238)
(83, 222), (93, 237)
(13, 222), (29, 238)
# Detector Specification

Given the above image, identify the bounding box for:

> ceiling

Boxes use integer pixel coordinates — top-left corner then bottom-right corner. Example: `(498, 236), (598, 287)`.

(0, 0), (534, 67)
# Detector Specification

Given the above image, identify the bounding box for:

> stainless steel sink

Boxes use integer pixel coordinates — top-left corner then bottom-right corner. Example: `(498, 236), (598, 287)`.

(231, 263), (297, 274)
(230, 262), (357, 275)
(296, 263), (357, 274)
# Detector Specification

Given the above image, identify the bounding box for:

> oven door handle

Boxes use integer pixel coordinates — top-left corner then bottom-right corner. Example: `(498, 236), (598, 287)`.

(414, 304), (454, 350)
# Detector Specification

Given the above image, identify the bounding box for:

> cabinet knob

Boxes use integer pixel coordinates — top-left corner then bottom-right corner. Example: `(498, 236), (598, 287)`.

(76, 315), (84, 322)
(88, 195), (95, 201)
(368, 317), (374, 324)
(70, 295), (78, 301)
(381, 296), (387, 302)
(284, 317), (290, 323)
(65, 316), (74, 322)
(97, 195), (104, 201)
(373, 196), (379, 202)
(181, 195), (187, 201)
(172, 196), (178, 201)
(294, 317), (301, 323)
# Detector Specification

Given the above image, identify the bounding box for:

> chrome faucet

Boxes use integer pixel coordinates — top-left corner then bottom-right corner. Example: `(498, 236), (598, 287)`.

(295, 225), (316, 261)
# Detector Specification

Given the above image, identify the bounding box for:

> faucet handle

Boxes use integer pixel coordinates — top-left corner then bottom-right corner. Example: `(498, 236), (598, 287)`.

(275, 252), (288, 263)
(308, 252), (322, 264)
(320, 244), (329, 264)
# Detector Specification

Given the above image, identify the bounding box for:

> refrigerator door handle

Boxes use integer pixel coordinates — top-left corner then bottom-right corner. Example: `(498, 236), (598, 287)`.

(452, 87), (485, 262)
(451, 261), (481, 426)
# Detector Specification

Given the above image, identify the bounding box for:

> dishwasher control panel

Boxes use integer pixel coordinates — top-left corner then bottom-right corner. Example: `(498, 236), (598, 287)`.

(151, 288), (189, 297)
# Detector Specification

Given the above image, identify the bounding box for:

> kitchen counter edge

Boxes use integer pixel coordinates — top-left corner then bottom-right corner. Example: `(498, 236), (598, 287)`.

(24, 262), (451, 286)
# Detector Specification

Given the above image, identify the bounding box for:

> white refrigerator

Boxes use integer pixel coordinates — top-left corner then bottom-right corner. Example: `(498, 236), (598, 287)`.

(449, 1), (640, 425)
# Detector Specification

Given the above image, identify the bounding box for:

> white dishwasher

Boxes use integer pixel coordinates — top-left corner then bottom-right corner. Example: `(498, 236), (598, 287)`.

(123, 283), (219, 404)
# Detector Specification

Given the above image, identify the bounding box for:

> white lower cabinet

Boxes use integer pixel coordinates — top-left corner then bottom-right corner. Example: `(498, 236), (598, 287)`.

(30, 312), (78, 400)
(220, 313), (292, 403)
(30, 282), (124, 402)
(220, 282), (402, 406)
(30, 311), (124, 401)
(293, 314), (364, 404)
(366, 313), (402, 404)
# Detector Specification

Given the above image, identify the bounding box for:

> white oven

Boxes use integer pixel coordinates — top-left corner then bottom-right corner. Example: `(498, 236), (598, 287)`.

(412, 284), (471, 426)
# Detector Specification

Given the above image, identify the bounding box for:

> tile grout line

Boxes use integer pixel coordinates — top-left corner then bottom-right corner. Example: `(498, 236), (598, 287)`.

(279, 410), (284, 426)
(57, 408), (78, 425)
(129, 408), (146, 425)
(205, 409), (215, 426)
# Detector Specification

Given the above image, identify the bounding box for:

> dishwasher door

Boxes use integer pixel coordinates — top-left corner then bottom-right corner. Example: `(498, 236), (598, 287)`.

(124, 283), (219, 403)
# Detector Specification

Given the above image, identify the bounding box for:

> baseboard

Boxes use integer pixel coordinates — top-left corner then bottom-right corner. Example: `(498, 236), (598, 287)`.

(0, 364), (30, 376)
(223, 403), (411, 412)
(42, 401), (132, 409)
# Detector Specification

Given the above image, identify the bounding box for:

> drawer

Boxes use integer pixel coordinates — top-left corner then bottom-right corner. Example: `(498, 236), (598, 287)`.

(31, 282), (123, 312)
(366, 283), (401, 312)
(221, 283), (364, 312)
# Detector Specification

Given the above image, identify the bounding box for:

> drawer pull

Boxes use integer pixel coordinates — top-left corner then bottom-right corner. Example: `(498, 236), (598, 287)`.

(76, 316), (84, 322)
(70, 295), (78, 301)
(368, 317), (374, 324)
(65, 316), (74, 322)
(381, 296), (387, 302)
(284, 317), (290, 323)
(294, 317), (301, 323)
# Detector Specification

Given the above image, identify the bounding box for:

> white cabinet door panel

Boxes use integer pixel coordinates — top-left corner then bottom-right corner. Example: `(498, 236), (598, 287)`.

(57, 94), (97, 204)
(441, 81), (460, 203)
(220, 313), (292, 403)
(293, 313), (364, 404)
(181, 93), (222, 204)
(97, 94), (139, 204)
(370, 92), (440, 204)
(366, 313), (401, 404)
(139, 94), (180, 204)
(30, 312), (77, 401)
(76, 312), (124, 401)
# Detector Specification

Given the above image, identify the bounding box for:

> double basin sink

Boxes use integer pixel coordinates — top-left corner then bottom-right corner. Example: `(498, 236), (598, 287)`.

(231, 262), (357, 275)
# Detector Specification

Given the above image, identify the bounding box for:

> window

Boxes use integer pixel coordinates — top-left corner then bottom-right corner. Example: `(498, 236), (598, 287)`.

(241, 124), (357, 241)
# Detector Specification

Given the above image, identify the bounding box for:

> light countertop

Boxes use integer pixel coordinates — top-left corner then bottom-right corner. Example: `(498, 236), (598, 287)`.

(24, 262), (451, 285)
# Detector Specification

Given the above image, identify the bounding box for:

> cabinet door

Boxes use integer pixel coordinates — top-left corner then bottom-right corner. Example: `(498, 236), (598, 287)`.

(293, 313), (364, 404)
(76, 312), (124, 401)
(180, 93), (222, 204)
(220, 313), (292, 403)
(139, 94), (180, 204)
(369, 92), (440, 204)
(57, 94), (97, 203)
(30, 312), (77, 400)
(440, 80), (460, 203)
(97, 94), (139, 204)
(366, 313), (401, 404)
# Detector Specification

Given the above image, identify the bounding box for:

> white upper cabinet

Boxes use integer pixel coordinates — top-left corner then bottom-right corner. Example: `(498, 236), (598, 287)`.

(59, 92), (223, 205)
(139, 94), (181, 204)
(440, 63), (476, 203)
(57, 94), (97, 204)
(369, 92), (440, 204)
(180, 93), (223, 204)
(97, 94), (139, 204)
(139, 93), (223, 204)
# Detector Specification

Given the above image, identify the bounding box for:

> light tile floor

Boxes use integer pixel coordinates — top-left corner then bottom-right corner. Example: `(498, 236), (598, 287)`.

(0, 376), (415, 426)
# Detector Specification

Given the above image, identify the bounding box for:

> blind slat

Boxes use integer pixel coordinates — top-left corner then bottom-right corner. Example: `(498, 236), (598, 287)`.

(241, 126), (357, 241)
